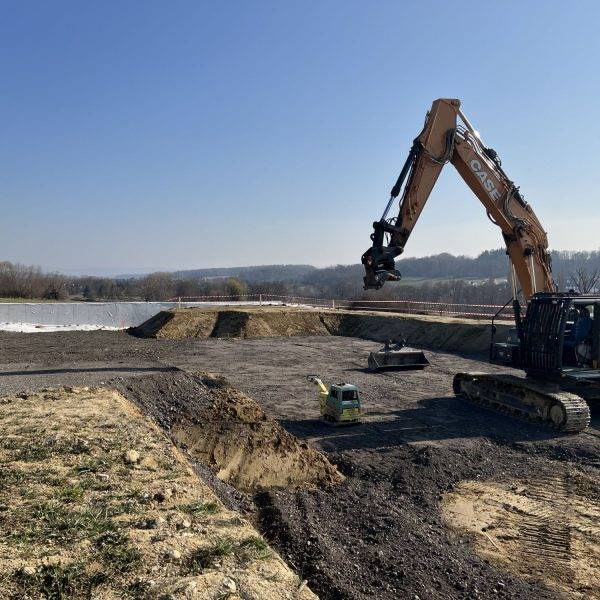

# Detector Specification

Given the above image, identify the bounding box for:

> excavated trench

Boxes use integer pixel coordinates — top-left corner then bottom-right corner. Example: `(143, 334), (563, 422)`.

(114, 370), (342, 493)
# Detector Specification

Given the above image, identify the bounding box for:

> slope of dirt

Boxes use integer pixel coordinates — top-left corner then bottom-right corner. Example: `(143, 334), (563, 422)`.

(322, 311), (502, 354)
(133, 309), (219, 339)
(213, 309), (330, 339)
(0, 386), (317, 599)
(114, 370), (343, 492)
(132, 306), (510, 354)
(442, 472), (600, 599)
(134, 307), (331, 340)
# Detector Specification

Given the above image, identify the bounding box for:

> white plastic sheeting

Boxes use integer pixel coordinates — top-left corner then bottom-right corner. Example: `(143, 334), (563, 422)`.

(0, 301), (275, 330)
(0, 323), (123, 333)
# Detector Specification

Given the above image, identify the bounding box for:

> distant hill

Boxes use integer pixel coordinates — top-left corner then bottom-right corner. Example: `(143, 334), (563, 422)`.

(120, 249), (600, 286)
(301, 250), (511, 287)
(172, 264), (317, 283)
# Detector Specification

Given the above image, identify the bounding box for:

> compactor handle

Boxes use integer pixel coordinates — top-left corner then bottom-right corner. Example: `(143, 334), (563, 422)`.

(307, 374), (328, 394)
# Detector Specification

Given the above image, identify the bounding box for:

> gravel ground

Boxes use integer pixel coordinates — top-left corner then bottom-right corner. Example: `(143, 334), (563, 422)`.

(1, 330), (599, 599)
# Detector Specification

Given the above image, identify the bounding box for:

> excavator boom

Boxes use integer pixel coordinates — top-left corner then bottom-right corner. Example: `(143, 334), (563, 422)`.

(362, 99), (554, 299)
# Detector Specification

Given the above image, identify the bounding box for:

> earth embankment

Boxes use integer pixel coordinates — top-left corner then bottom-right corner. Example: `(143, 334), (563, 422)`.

(133, 306), (510, 354)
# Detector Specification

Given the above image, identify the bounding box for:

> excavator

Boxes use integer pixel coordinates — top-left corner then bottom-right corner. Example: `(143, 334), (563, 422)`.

(362, 98), (596, 433)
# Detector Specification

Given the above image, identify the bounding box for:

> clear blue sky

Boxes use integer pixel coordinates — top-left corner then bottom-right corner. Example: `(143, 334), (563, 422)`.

(2, 1), (600, 274)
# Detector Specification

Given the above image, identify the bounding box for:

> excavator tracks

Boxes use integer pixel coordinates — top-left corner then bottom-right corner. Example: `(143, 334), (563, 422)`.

(453, 373), (591, 433)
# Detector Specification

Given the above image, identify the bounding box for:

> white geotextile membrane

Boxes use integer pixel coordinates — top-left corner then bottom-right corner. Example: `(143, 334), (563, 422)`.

(0, 302), (182, 329)
(0, 323), (123, 333)
(0, 301), (295, 333)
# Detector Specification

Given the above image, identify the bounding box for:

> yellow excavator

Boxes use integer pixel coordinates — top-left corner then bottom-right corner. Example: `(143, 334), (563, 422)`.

(362, 99), (595, 433)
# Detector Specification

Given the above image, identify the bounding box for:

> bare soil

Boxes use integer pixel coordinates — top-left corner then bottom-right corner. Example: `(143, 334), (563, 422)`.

(1, 328), (599, 599)
(442, 472), (600, 599)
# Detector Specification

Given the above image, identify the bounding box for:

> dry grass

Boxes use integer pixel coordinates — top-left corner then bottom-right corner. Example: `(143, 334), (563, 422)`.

(0, 386), (317, 599)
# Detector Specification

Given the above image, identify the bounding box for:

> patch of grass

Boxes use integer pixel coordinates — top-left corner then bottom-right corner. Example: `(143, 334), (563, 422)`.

(0, 465), (26, 487)
(3, 436), (92, 462)
(239, 536), (272, 560)
(122, 488), (152, 506)
(95, 531), (141, 573)
(73, 458), (108, 475)
(18, 486), (37, 500)
(184, 535), (272, 574)
(11, 562), (106, 599)
(122, 579), (153, 599)
(42, 473), (68, 488)
(16, 425), (41, 436)
(112, 498), (141, 515)
(183, 500), (220, 515)
(158, 470), (182, 482)
(8, 502), (117, 545)
(186, 538), (235, 573)
(157, 459), (175, 471)
(58, 484), (86, 503)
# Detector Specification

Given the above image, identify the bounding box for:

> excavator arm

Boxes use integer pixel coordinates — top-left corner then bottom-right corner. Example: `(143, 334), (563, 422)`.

(362, 98), (554, 300)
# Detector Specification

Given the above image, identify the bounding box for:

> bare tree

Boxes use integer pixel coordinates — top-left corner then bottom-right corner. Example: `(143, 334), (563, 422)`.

(568, 267), (600, 294)
(138, 272), (175, 301)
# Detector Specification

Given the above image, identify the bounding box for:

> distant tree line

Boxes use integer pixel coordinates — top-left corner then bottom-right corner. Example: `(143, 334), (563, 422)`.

(1, 248), (599, 304)
(0, 262), (68, 300)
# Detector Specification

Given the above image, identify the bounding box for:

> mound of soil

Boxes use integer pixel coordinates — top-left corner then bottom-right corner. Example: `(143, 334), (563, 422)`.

(134, 307), (330, 340)
(214, 309), (329, 338)
(132, 309), (219, 339)
(132, 307), (510, 354)
(114, 370), (343, 492)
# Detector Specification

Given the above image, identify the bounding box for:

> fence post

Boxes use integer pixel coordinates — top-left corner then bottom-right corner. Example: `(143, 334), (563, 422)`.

(259, 294), (262, 306)
(332, 299), (335, 309)
(178, 297), (181, 308)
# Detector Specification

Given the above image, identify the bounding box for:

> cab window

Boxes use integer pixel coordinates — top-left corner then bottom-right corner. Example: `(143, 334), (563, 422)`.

(342, 390), (358, 400)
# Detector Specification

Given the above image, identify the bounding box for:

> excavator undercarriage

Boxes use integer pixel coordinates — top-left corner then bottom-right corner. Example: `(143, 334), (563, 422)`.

(453, 372), (591, 433)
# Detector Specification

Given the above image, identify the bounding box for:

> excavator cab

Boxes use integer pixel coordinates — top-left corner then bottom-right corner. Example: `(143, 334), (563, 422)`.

(519, 294), (600, 376)
(491, 294), (600, 376)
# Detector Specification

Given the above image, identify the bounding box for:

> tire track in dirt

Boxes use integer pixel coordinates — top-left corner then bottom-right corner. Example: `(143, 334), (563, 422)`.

(443, 470), (600, 599)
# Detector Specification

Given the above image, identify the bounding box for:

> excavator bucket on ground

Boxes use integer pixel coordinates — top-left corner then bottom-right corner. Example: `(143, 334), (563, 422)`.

(367, 339), (430, 372)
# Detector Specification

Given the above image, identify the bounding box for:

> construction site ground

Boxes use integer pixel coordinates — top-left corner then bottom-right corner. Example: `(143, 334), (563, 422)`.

(1, 321), (599, 599)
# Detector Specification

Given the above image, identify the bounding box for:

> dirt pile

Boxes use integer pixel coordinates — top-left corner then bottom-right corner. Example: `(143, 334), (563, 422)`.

(0, 386), (317, 599)
(443, 472), (600, 599)
(133, 306), (510, 354)
(115, 370), (343, 492)
(133, 309), (219, 339)
(135, 307), (330, 340)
